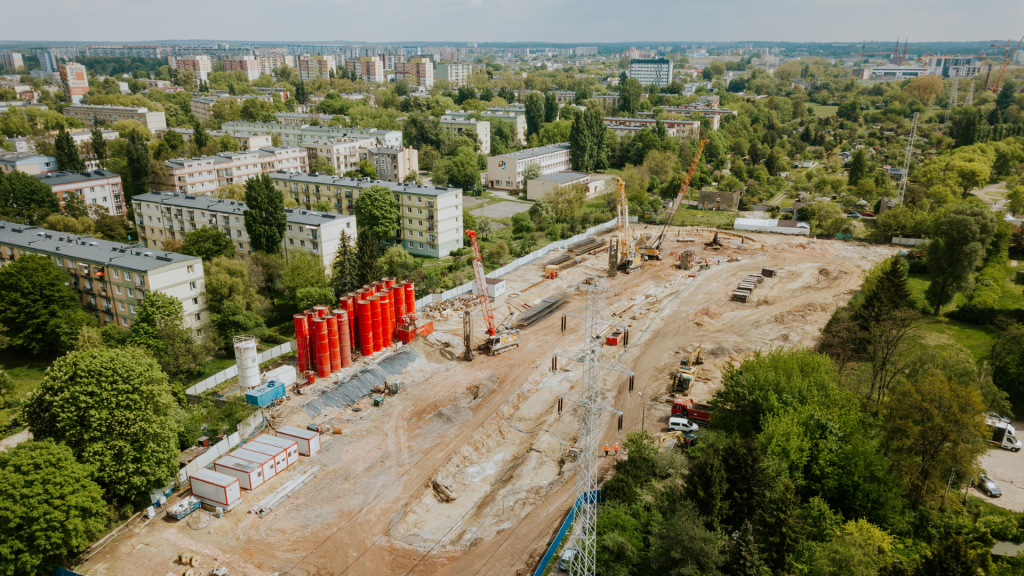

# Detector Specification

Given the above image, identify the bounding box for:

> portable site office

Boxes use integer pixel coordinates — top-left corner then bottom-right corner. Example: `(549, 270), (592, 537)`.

(189, 468), (242, 509)
(242, 441), (288, 474)
(230, 447), (277, 481)
(214, 455), (265, 490)
(252, 434), (299, 467)
(276, 425), (321, 456)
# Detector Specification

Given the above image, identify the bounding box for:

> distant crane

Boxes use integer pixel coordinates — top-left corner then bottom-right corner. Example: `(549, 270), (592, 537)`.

(897, 112), (919, 205)
(991, 35), (1024, 93)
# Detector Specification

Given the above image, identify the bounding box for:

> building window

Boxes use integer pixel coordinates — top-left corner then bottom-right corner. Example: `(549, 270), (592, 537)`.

(189, 281), (197, 290)
(289, 238), (294, 245)
(112, 269), (119, 279)
(124, 272), (132, 281)
(118, 302), (125, 311)
(192, 298), (199, 305)
(186, 265), (194, 274)
(115, 286), (122, 295)
(121, 318), (129, 326)
(195, 314), (202, 322)
(127, 288), (134, 297)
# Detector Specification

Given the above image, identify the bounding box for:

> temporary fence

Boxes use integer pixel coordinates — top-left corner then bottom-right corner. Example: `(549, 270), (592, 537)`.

(532, 490), (602, 576)
(892, 237), (926, 246)
(175, 410), (265, 485)
(413, 218), (619, 310)
(185, 342), (295, 397)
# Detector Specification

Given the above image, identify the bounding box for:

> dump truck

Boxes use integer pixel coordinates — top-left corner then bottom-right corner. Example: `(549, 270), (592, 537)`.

(672, 398), (712, 424)
(986, 415), (1021, 452)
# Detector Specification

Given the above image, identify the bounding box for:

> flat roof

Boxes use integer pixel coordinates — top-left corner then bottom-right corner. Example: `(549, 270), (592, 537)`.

(0, 220), (200, 272)
(532, 171), (589, 183)
(493, 143), (570, 161)
(269, 172), (461, 197)
(132, 191), (352, 226)
(36, 169), (120, 185)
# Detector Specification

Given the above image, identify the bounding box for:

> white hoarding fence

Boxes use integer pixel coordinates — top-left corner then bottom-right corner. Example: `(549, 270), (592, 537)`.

(176, 410), (266, 485)
(891, 237), (926, 246)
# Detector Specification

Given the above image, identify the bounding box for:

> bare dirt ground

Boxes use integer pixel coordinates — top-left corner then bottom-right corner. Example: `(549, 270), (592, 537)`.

(80, 227), (896, 576)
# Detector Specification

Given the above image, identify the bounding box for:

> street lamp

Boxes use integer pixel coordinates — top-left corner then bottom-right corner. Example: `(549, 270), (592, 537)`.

(638, 391), (645, 430)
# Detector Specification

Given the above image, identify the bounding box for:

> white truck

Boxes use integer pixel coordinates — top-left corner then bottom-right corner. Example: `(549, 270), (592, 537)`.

(986, 415), (1021, 452)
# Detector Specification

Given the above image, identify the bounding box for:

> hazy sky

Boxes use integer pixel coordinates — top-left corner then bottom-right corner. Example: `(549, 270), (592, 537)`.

(2, 0), (1022, 44)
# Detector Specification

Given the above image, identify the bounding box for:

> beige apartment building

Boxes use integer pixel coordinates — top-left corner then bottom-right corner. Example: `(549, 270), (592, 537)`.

(157, 127), (272, 151)
(302, 137), (377, 175)
(59, 62), (89, 103)
(189, 94), (277, 123)
(36, 169), (126, 216)
(223, 56), (260, 81)
(440, 117), (491, 154)
(64, 104), (167, 131)
(395, 58), (433, 87)
(298, 55), (336, 81)
(155, 147), (308, 194)
(435, 62), (473, 87)
(170, 54), (212, 81)
(445, 110), (526, 144)
(359, 146), (418, 183)
(346, 57), (385, 84)
(256, 54), (296, 76)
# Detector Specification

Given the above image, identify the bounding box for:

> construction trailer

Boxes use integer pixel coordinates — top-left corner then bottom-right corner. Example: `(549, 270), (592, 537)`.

(189, 468), (242, 510)
(230, 447), (278, 481)
(251, 434), (300, 467)
(277, 425), (321, 456)
(214, 454), (265, 491)
(242, 441), (289, 474)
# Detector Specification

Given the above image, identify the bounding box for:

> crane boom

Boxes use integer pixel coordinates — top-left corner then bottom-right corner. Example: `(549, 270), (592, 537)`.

(465, 229), (496, 336)
(615, 177), (630, 264)
(993, 35), (1024, 92)
(655, 139), (708, 248)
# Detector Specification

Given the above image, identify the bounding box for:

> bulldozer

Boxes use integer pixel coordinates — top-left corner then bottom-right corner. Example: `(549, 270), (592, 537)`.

(672, 344), (704, 394)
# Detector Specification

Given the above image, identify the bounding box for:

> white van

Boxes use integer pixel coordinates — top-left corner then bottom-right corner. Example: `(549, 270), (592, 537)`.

(559, 547), (577, 571)
(668, 417), (699, 433)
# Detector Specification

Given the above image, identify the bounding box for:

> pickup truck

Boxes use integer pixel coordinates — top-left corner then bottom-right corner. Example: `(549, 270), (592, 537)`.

(672, 398), (712, 424)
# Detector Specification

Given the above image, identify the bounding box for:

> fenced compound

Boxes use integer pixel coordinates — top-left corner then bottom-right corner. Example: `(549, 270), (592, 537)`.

(175, 410), (265, 485)
(185, 342), (295, 397)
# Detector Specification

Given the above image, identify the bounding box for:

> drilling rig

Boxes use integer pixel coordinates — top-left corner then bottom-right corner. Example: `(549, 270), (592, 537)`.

(635, 139), (708, 262)
(465, 229), (520, 356)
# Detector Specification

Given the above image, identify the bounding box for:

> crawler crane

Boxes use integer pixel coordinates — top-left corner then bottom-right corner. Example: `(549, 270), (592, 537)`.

(465, 229), (520, 356)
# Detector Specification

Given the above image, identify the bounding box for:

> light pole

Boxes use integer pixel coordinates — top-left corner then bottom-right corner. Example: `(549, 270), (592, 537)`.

(638, 391), (645, 431)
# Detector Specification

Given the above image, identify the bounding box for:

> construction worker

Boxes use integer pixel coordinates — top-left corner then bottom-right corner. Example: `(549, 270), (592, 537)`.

(604, 444), (610, 457)
(613, 443), (619, 456)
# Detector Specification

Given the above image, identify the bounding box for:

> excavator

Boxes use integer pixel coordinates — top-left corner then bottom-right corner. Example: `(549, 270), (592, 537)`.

(465, 229), (521, 356)
(637, 139), (708, 262)
(672, 344), (704, 394)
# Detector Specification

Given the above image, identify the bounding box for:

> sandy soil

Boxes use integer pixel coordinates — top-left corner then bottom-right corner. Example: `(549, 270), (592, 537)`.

(79, 227), (896, 576)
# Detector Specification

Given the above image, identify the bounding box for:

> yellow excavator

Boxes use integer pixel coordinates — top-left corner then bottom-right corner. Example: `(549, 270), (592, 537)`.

(672, 344), (704, 394)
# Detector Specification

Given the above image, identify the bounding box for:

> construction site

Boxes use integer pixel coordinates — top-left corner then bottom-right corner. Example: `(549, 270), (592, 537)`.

(79, 173), (899, 576)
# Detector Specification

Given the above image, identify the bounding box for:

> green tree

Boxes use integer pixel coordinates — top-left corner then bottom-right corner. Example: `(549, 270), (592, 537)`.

(352, 184), (400, 242)
(917, 536), (979, 576)
(0, 170), (62, 225)
(42, 214), (93, 235)
(192, 119), (209, 150)
(524, 92), (544, 137)
(283, 251), (330, 309)
(619, 78), (643, 115)
(1008, 186), (1024, 217)
(485, 240), (510, 264)
(949, 106), (985, 148)
(569, 111), (593, 172)
(90, 127), (107, 168)
(355, 227), (384, 286)
(54, 126), (86, 172)
(95, 214), (128, 242)
(344, 159), (377, 180)
(685, 440), (729, 531)
(601, 430), (659, 505)
(924, 204), (999, 315)
(0, 254), (93, 354)
(243, 174), (287, 253)
(723, 521), (771, 576)
(181, 225), (235, 261)
(847, 149), (867, 187)
(203, 256), (270, 316)
(379, 245), (417, 281)
(122, 128), (151, 202)
(22, 348), (181, 502)
(756, 479), (803, 573)
(996, 80), (1017, 111)
(310, 157), (336, 175)
(510, 212), (535, 237)
(330, 230), (359, 295)
(0, 440), (107, 576)
(857, 255), (910, 324)
(127, 291), (217, 383)
(543, 92), (559, 123)
(311, 199), (333, 212)
(765, 148), (779, 176)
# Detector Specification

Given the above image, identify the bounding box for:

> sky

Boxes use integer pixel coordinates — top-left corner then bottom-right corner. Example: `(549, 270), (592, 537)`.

(2, 0), (1023, 44)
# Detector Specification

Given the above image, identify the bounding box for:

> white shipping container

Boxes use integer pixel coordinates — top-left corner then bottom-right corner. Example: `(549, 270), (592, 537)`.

(243, 441), (288, 473)
(277, 425), (321, 456)
(214, 455), (265, 490)
(231, 447), (277, 480)
(252, 434), (299, 466)
(189, 468), (242, 508)
(261, 365), (297, 386)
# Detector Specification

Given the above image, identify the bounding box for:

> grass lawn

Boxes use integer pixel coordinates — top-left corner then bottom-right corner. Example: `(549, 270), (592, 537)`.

(810, 105), (839, 117)
(670, 205), (737, 228)
(0, 350), (55, 436)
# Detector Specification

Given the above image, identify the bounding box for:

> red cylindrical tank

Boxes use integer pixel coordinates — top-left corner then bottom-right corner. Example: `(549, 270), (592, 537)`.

(372, 280), (384, 295)
(343, 297), (356, 352)
(312, 318), (331, 378)
(384, 277), (396, 289)
(325, 314), (342, 373)
(356, 299), (373, 357)
(404, 282), (416, 314)
(393, 283), (406, 326)
(380, 290), (393, 348)
(336, 310), (352, 368)
(305, 309), (317, 372)
(369, 296), (383, 353)
(363, 284), (375, 295)
(293, 314), (310, 373)
(313, 305), (329, 318)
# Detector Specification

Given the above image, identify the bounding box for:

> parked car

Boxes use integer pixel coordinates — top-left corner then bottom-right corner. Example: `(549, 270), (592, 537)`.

(846, 211), (861, 219)
(559, 547), (577, 571)
(861, 211), (876, 218)
(978, 475), (1002, 498)
(668, 417), (700, 433)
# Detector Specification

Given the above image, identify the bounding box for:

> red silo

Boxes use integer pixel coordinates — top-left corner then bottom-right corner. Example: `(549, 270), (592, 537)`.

(404, 282), (416, 314)
(312, 318), (331, 378)
(325, 314), (342, 373)
(372, 280), (384, 294)
(356, 299), (373, 357)
(313, 305), (329, 318)
(369, 296), (383, 353)
(336, 309), (352, 368)
(305, 309), (317, 372)
(343, 297), (356, 352)
(384, 277), (396, 289)
(293, 314), (310, 373)
(380, 289), (393, 348)
(393, 282), (406, 325)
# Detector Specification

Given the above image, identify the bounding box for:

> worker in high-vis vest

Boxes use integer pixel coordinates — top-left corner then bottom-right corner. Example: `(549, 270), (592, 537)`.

(604, 444), (610, 457)
(613, 443), (619, 456)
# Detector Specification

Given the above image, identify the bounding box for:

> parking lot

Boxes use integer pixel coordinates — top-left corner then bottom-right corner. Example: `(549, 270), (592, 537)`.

(977, 425), (1024, 512)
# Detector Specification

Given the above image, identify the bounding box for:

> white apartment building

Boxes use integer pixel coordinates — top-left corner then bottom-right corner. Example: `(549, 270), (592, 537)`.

(155, 147), (309, 193)
(629, 58), (674, 87)
(445, 110), (526, 144)
(435, 62), (473, 87)
(133, 192), (356, 271)
(270, 173), (464, 258)
(395, 58), (433, 87)
(170, 54), (213, 82)
(0, 221), (207, 330)
(157, 127), (272, 151)
(189, 94), (277, 123)
(486, 143), (572, 190)
(924, 56), (983, 78)
(221, 120), (403, 148)
(0, 52), (25, 70)
(35, 169), (126, 216)
(256, 54), (296, 76)
(440, 117), (491, 154)
(302, 137), (377, 175)
(359, 146), (418, 183)
(64, 104), (167, 131)
(299, 55), (336, 81)
(59, 62), (89, 103)
(862, 65), (927, 82)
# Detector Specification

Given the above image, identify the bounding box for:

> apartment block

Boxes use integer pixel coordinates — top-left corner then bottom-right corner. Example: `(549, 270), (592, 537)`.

(157, 127), (272, 151)
(0, 52), (25, 70)
(435, 62), (473, 87)
(302, 137), (377, 174)
(36, 169), (126, 216)
(924, 56), (982, 78)
(221, 120), (403, 148)
(603, 117), (700, 139)
(64, 104), (167, 131)
(395, 58), (433, 87)
(445, 110), (526, 144)
(629, 59), (674, 87)
(274, 112), (338, 126)
(133, 192), (356, 271)
(298, 54), (336, 81)
(190, 94), (277, 123)
(223, 56), (260, 81)
(440, 117), (491, 154)
(575, 47), (599, 57)
(346, 57), (385, 83)
(171, 54), (212, 81)
(486, 143), (571, 190)
(155, 147), (309, 193)
(637, 107), (736, 130)
(0, 221), (207, 330)
(270, 173), (464, 258)
(359, 146), (418, 183)
(0, 152), (58, 175)
(59, 62), (89, 103)
(256, 54), (296, 76)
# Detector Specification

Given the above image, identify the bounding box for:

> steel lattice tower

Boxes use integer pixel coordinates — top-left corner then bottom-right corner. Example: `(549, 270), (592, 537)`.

(943, 80), (959, 129)
(897, 112), (919, 205)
